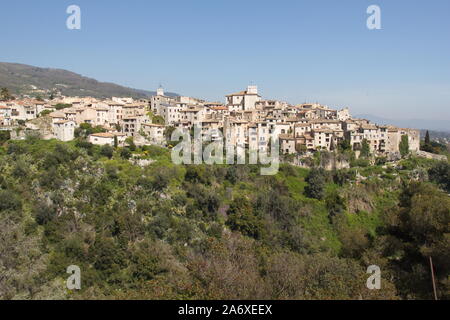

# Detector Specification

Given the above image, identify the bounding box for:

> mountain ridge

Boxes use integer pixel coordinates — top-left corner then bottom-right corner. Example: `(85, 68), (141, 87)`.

(0, 62), (178, 99)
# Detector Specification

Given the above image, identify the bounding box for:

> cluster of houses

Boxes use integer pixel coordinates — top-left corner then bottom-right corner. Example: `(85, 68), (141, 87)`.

(0, 85), (420, 157)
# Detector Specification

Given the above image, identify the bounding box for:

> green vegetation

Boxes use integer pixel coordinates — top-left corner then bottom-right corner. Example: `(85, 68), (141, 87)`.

(421, 131), (449, 155)
(74, 123), (107, 138)
(304, 168), (329, 200)
(338, 138), (351, 152)
(0, 62), (168, 99)
(0, 137), (448, 300)
(399, 134), (410, 158)
(361, 139), (370, 158)
(55, 103), (72, 110)
(428, 161), (450, 193)
(0, 87), (14, 101)
(0, 131), (11, 144)
(39, 109), (52, 117)
(425, 130), (431, 145)
(147, 111), (165, 125)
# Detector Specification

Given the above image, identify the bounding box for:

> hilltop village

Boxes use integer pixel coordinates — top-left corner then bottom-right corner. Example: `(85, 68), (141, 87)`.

(0, 85), (420, 160)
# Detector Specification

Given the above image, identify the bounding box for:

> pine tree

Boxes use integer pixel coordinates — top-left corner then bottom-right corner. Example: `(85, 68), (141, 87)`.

(425, 130), (431, 145)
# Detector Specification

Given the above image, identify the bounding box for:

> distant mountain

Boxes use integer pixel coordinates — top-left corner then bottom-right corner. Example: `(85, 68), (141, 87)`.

(0, 62), (178, 99)
(354, 114), (450, 132)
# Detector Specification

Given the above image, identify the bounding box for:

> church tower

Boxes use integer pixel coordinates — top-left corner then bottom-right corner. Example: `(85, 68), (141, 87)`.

(156, 84), (164, 97)
(247, 85), (258, 95)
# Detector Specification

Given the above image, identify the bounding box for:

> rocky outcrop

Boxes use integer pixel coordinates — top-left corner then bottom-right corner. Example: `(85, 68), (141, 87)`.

(415, 150), (448, 161)
(25, 116), (54, 139)
(288, 152), (350, 170)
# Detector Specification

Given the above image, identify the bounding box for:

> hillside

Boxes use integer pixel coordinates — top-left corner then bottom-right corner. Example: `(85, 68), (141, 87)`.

(0, 137), (448, 300)
(0, 62), (178, 99)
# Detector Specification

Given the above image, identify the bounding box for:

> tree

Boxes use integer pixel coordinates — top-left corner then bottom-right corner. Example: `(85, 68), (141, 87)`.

(305, 168), (328, 200)
(100, 145), (114, 159)
(361, 139), (370, 158)
(0, 88), (13, 101)
(385, 182), (450, 299)
(165, 126), (176, 142)
(428, 161), (450, 193)
(421, 139), (446, 154)
(0, 215), (47, 299)
(120, 147), (132, 159)
(33, 200), (57, 225)
(325, 189), (346, 217)
(186, 183), (220, 215)
(226, 197), (263, 239)
(425, 130), (431, 145)
(0, 131), (11, 144)
(75, 123), (106, 138)
(296, 144), (307, 154)
(0, 190), (22, 212)
(125, 137), (136, 151)
(339, 138), (351, 152)
(152, 115), (165, 125)
(399, 135), (409, 158)
(39, 110), (52, 117)
(55, 103), (72, 110)
(113, 135), (118, 148)
(186, 234), (266, 299)
(129, 240), (170, 282)
(265, 251), (384, 299)
(138, 167), (172, 192)
(185, 165), (211, 185)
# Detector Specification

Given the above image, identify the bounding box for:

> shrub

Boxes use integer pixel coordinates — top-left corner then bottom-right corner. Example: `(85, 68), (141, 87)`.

(226, 197), (263, 239)
(428, 161), (450, 193)
(100, 145), (114, 159)
(305, 168), (329, 200)
(0, 131), (11, 144)
(0, 190), (22, 212)
(361, 139), (370, 158)
(325, 189), (347, 217)
(120, 147), (132, 159)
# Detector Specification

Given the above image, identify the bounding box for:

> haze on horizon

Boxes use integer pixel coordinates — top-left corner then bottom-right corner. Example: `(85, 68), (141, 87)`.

(1, 0), (449, 121)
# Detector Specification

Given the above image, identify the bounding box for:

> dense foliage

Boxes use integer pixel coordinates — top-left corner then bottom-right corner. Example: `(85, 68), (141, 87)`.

(0, 137), (448, 300)
(399, 135), (410, 158)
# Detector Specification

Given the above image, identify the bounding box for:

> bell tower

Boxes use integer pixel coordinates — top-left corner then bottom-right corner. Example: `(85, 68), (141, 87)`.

(156, 84), (164, 96)
(247, 85), (258, 95)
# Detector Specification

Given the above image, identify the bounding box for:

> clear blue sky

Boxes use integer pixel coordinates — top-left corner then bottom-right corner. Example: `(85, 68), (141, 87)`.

(1, 0), (449, 120)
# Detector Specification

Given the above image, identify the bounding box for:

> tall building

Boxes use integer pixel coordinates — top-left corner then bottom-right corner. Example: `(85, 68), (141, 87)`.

(157, 85), (164, 97)
(226, 85), (261, 111)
